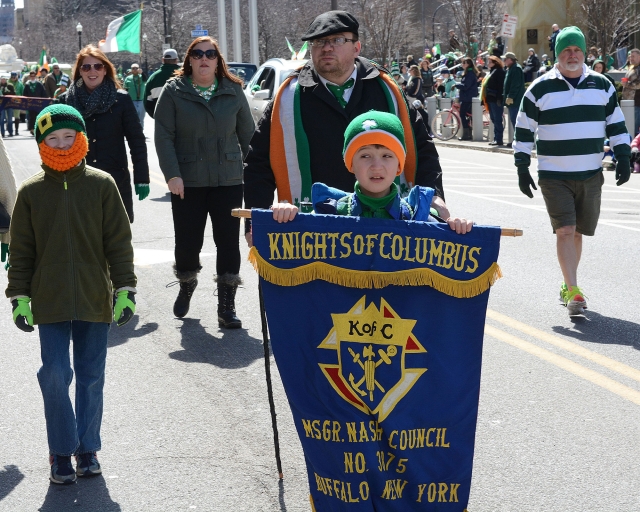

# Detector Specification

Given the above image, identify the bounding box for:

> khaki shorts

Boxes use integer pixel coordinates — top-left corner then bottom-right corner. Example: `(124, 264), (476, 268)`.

(538, 172), (604, 236)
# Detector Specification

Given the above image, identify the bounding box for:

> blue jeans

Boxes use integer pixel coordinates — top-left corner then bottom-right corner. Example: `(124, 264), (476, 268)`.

(508, 105), (519, 131)
(1, 108), (13, 136)
(133, 100), (145, 129)
(488, 101), (504, 144)
(37, 321), (110, 456)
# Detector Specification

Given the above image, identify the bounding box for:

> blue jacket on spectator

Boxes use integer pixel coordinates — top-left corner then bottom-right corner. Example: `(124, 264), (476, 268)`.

(456, 70), (478, 102)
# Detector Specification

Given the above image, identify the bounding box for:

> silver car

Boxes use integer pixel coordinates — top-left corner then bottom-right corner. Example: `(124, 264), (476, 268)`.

(244, 58), (307, 124)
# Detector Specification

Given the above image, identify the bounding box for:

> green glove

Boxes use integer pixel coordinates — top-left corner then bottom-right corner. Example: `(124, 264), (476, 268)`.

(12, 297), (34, 332)
(135, 183), (150, 201)
(615, 156), (630, 186)
(1, 243), (8, 269)
(517, 167), (537, 198)
(113, 291), (136, 327)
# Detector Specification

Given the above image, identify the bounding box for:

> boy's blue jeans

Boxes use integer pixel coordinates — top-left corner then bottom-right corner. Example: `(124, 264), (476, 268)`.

(37, 321), (110, 456)
(1, 108), (13, 136)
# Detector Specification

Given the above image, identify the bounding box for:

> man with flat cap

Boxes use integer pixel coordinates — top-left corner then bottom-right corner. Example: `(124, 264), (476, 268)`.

(244, 10), (449, 242)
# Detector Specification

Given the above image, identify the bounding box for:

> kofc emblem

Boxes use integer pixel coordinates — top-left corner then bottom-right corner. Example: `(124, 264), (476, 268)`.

(318, 296), (427, 421)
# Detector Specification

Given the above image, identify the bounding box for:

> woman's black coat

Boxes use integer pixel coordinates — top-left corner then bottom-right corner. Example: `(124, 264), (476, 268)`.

(485, 66), (505, 103)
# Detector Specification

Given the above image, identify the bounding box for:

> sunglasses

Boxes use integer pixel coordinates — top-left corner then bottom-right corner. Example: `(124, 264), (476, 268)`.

(80, 63), (105, 72)
(190, 49), (218, 60)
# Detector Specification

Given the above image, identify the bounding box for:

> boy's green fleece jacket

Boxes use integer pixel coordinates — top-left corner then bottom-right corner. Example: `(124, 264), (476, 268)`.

(6, 161), (136, 324)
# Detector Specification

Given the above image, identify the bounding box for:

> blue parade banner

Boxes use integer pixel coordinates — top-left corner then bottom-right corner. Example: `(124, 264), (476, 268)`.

(250, 210), (502, 511)
(0, 96), (55, 111)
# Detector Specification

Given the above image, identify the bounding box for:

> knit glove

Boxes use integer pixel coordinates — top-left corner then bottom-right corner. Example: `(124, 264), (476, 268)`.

(12, 297), (34, 332)
(113, 291), (136, 327)
(517, 167), (537, 198)
(135, 184), (150, 201)
(615, 156), (631, 186)
(505, 98), (514, 106)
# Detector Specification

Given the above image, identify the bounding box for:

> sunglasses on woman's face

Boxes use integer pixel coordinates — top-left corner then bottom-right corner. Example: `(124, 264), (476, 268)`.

(80, 63), (105, 72)
(190, 49), (218, 60)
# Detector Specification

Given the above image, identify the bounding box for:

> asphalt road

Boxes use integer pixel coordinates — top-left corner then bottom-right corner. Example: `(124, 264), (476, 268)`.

(0, 118), (639, 512)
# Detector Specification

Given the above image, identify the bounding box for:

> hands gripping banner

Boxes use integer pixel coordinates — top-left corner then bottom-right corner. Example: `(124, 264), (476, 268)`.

(250, 210), (502, 511)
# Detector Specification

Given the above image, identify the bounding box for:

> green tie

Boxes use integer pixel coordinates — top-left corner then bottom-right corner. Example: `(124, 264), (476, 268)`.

(326, 78), (355, 108)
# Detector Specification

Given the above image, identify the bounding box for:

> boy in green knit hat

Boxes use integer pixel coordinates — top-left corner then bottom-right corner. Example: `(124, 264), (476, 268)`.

(5, 104), (137, 484)
(271, 110), (473, 233)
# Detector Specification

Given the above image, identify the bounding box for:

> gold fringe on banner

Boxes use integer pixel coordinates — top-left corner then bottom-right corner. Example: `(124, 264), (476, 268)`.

(248, 247), (502, 299)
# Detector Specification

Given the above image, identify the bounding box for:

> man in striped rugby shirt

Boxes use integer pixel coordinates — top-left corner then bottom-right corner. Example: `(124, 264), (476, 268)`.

(513, 26), (631, 316)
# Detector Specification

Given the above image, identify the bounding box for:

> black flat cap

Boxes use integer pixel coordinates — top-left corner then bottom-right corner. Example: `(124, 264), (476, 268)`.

(301, 11), (359, 41)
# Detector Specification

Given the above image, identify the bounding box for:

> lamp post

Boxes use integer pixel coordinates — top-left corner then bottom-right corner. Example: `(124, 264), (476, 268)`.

(142, 33), (148, 75)
(76, 22), (82, 51)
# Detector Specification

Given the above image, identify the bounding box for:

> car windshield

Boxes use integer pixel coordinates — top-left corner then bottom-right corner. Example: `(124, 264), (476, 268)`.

(228, 64), (257, 82)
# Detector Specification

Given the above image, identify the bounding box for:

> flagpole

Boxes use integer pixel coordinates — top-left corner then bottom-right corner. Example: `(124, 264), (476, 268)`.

(140, 3), (143, 70)
(259, 283), (284, 479)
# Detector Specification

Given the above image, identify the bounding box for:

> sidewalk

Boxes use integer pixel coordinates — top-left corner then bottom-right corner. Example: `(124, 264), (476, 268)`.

(434, 138), (537, 158)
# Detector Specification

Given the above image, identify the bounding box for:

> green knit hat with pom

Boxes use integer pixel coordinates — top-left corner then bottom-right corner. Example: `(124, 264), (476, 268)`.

(34, 104), (86, 144)
(554, 26), (586, 62)
(343, 110), (406, 173)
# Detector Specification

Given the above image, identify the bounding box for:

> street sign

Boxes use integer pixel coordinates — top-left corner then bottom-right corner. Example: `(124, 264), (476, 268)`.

(501, 13), (517, 38)
(195, 24), (202, 31)
(162, 43), (170, 51)
(191, 29), (209, 37)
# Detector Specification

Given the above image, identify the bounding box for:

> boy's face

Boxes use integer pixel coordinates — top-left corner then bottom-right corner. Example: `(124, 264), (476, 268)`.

(44, 128), (77, 150)
(351, 144), (400, 198)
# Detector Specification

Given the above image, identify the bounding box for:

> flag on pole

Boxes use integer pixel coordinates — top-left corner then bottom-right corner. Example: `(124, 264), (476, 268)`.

(99, 10), (142, 53)
(39, 48), (49, 71)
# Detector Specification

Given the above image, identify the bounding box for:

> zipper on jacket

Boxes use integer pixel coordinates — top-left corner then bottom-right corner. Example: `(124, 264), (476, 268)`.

(63, 174), (78, 320)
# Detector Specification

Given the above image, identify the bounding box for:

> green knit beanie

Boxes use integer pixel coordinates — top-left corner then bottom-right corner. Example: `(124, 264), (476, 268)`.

(34, 104), (86, 144)
(343, 110), (406, 173)
(554, 26), (586, 62)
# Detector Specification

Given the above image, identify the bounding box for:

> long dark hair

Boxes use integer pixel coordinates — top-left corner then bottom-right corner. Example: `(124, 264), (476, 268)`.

(72, 45), (122, 88)
(175, 36), (243, 85)
(461, 58), (479, 76)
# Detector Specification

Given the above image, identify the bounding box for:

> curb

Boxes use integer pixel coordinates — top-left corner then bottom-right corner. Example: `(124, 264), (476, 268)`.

(434, 140), (537, 159)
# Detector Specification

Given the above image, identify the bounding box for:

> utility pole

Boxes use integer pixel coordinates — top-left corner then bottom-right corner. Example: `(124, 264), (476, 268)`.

(232, 0), (241, 61)
(162, 0), (168, 43)
(218, 0), (228, 59)
(248, 0), (259, 66)
(331, 0), (337, 10)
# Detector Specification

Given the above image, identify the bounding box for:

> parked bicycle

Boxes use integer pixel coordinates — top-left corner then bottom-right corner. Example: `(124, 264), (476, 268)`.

(431, 101), (506, 141)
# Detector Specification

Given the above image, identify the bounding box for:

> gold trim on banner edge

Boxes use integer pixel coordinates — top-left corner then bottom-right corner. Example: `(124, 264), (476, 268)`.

(248, 247), (502, 298)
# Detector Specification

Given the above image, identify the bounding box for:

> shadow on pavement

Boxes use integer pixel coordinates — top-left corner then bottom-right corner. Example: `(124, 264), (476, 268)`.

(279, 478), (288, 512)
(552, 311), (640, 348)
(108, 316), (159, 348)
(150, 192), (172, 202)
(0, 465), (25, 502)
(39, 475), (121, 511)
(169, 318), (265, 368)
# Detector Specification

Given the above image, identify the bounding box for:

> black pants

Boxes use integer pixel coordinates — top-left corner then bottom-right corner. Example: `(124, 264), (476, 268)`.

(171, 185), (243, 276)
(460, 101), (472, 130)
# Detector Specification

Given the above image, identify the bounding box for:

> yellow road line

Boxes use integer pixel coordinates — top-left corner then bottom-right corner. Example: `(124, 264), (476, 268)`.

(485, 325), (640, 406)
(486, 309), (640, 384)
(148, 170), (167, 188)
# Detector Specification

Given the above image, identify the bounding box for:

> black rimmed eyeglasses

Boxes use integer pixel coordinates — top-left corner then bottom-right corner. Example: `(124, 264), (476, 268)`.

(309, 37), (357, 48)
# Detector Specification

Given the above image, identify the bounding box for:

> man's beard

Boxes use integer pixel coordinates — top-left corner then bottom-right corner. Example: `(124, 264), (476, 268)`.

(561, 62), (582, 72)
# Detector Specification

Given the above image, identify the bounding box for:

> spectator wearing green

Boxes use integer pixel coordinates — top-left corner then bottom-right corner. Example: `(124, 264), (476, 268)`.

(123, 63), (146, 128)
(503, 51), (525, 139)
(144, 49), (181, 118)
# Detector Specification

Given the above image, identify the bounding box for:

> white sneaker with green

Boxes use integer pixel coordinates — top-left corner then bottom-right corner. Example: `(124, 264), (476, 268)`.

(560, 283), (587, 316)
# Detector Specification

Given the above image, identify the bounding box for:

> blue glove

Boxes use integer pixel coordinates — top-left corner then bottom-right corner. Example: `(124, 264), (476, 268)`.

(12, 297), (34, 332)
(113, 291), (136, 327)
(135, 183), (150, 201)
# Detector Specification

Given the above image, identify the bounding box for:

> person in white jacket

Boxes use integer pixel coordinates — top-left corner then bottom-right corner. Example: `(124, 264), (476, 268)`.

(0, 135), (17, 269)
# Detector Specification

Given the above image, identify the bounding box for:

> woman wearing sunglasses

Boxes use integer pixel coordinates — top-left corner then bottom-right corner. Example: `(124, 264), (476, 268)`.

(154, 36), (254, 328)
(58, 45), (149, 223)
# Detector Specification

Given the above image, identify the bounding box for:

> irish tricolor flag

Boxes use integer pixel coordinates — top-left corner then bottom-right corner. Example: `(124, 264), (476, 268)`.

(99, 10), (142, 53)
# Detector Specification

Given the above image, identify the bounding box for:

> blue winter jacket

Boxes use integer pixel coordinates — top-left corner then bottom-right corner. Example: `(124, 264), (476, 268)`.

(455, 71), (479, 102)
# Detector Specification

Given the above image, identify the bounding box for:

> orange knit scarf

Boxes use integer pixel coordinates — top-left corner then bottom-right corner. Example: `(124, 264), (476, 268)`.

(38, 133), (88, 172)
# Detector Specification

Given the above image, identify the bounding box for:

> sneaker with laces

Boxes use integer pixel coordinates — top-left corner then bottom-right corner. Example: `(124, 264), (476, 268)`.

(564, 286), (587, 316)
(75, 452), (101, 477)
(49, 455), (77, 484)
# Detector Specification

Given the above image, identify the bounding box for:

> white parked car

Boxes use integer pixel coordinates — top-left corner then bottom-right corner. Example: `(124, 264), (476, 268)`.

(244, 58), (307, 124)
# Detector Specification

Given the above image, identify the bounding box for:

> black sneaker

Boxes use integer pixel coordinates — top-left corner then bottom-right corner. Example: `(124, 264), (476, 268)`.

(49, 455), (77, 484)
(75, 452), (101, 477)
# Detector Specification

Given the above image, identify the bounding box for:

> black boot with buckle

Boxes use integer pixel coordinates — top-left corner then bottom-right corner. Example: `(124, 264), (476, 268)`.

(170, 265), (200, 318)
(216, 273), (242, 329)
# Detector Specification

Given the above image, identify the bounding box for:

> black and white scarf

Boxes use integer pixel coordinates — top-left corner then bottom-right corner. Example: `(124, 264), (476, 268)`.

(65, 78), (118, 119)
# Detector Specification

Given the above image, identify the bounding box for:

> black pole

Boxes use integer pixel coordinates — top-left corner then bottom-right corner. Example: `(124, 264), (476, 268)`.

(331, 0), (338, 10)
(162, 0), (168, 43)
(78, 33), (81, 51)
(259, 283), (283, 479)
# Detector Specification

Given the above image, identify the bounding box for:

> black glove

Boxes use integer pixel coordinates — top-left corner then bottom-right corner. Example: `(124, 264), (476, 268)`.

(615, 156), (631, 186)
(517, 167), (537, 198)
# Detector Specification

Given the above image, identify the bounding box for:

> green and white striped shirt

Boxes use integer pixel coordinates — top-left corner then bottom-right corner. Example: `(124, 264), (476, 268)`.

(513, 64), (630, 180)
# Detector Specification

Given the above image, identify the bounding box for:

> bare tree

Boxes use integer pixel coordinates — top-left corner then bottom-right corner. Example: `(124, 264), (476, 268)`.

(577, 0), (640, 58)
(355, 0), (417, 65)
(440, 0), (505, 53)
